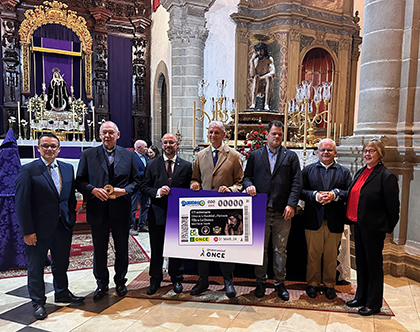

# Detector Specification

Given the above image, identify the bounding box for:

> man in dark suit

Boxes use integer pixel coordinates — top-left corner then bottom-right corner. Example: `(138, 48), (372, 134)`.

(141, 133), (192, 295)
(300, 138), (352, 299)
(76, 121), (140, 301)
(130, 139), (149, 235)
(15, 133), (84, 320)
(190, 121), (243, 298)
(244, 120), (302, 300)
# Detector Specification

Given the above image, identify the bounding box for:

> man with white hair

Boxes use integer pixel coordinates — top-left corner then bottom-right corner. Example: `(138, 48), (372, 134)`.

(300, 138), (352, 299)
(190, 121), (243, 298)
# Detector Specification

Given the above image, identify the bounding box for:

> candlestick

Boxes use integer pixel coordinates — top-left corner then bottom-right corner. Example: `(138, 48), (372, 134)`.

(17, 101), (22, 140)
(92, 105), (96, 141)
(72, 103), (76, 141)
(193, 101), (196, 149)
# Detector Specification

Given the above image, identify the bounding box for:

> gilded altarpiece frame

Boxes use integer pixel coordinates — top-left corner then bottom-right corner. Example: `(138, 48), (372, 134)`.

(18, 1), (93, 98)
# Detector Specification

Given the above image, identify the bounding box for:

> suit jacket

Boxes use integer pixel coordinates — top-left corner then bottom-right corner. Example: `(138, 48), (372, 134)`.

(134, 151), (148, 193)
(243, 146), (302, 213)
(75, 145), (141, 225)
(349, 162), (400, 233)
(300, 161), (352, 233)
(141, 155), (192, 225)
(191, 144), (243, 192)
(15, 158), (76, 239)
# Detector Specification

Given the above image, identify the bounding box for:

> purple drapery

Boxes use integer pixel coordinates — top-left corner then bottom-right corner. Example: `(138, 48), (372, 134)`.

(0, 35), (3, 136)
(31, 24), (86, 101)
(108, 35), (133, 148)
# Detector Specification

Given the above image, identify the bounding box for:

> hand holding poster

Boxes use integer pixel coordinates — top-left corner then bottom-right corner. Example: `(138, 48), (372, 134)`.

(163, 188), (267, 265)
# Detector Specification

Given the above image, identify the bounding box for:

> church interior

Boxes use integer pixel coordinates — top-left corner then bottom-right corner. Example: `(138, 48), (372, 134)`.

(1, 0), (420, 330)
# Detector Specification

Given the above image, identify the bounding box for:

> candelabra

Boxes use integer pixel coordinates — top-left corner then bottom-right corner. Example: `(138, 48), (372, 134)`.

(284, 80), (333, 166)
(193, 79), (237, 149)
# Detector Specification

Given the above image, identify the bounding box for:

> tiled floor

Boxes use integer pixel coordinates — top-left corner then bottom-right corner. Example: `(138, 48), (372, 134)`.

(0, 233), (419, 332)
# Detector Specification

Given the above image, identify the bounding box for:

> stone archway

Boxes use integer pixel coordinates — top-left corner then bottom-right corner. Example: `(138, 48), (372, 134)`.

(153, 60), (169, 145)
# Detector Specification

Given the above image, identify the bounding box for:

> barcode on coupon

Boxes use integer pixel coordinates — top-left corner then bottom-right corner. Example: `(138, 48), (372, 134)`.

(181, 215), (189, 242)
(244, 205), (249, 242)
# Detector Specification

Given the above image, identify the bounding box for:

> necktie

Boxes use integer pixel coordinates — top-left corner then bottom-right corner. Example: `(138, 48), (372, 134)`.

(213, 149), (219, 167)
(48, 164), (61, 195)
(166, 160), (173, 182)
(140, 155), (146, 166)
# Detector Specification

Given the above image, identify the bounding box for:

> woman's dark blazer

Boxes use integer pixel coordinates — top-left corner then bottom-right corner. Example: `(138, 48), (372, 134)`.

(349, 162), (400, 233)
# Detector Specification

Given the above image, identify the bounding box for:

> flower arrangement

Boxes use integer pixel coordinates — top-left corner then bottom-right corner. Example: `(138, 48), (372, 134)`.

(8, 116), (16, 129)
(239, 124), (267, 160)
(27, 95), (44, 118)
(72, 98), (88, 121)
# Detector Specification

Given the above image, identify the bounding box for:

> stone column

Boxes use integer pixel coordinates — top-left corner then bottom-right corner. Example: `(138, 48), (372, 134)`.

(353, 0), (405, 136)
(160, 0), (214, 159)
(338, 0), (420, 281)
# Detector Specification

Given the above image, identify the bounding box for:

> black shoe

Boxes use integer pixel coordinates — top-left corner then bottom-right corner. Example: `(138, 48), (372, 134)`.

(93, 286), (109, 301)
(306, 285), (317, 298)
(139, 226), (149, 232)
(325, 287), (336, 300)
(33, 304), (47, 320)
(190, 278), (209, 295)
(224, 279), (236, 298)
(254, 282), (266, 298)
(275, 283), (289, 301)
(358, 306), (381, 316)
(116, 285), (127, 297)
(55, 291), (85, 304)
(146, 282), (160, 295)
(346, 299), (366, 307)
(173, 282), (183, 294)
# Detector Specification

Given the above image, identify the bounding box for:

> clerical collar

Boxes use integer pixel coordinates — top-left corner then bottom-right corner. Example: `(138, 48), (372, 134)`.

(163, 154), (177, 163)
(102, 145), (116, 154)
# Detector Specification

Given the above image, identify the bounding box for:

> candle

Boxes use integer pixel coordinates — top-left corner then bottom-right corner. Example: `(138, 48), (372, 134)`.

(339, 123), (342, 139)
(333, 122), (337, 142)
(92, 105), (95, 141)
(193, 102), (196, 149)
(17, 101), (22, 139)
(326, 102), (331, 139)
(234, 102), (239, 149)
(284, 101), (288, 146)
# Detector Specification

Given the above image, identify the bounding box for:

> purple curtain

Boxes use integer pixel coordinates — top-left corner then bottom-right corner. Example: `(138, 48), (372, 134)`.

(0, 35), (3, 136)
(108, 35), (133, 147)
(32, 24), (85, 102)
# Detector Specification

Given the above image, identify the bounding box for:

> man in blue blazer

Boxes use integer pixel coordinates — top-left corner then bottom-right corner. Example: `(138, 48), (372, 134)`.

(130, 139), (149, 234)
(141, 133), (192, 295)
(300, 138), (352, 299)
(244, 120), (302, 300)
(15, 133), (84, 320)
(76, 121), (141, 301)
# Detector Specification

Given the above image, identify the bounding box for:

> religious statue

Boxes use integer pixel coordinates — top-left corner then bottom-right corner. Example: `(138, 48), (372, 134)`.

(46, 69), (70, 112)
(249, 42), (275, 111)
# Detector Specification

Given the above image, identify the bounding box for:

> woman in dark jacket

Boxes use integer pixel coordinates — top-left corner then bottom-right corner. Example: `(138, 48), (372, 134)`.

(345, 139), (400, 316)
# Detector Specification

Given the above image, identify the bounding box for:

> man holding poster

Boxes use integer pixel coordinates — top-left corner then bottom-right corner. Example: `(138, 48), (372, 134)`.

(190, 121), (243, 298)
(244, 120), (302, 300)
(140, 133), (192, 295)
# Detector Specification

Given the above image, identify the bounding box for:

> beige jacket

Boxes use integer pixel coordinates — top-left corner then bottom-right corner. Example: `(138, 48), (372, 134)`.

(191, 144), (243, 192)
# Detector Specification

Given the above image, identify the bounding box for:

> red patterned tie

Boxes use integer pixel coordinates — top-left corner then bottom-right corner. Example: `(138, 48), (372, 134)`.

(166, 160), (173, 182)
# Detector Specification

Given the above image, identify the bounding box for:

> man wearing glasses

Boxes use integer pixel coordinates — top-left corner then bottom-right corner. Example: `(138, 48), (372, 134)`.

(140, 133), (192, 295)
(300, 138), (352, 299)
(76, 121), (140, 301)
(15, 133), (85, 320)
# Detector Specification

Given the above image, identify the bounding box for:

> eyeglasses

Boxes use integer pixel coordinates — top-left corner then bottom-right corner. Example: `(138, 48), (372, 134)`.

(318, 148), (334, 152)
(363, 149), (377, 154)
(40, 144), (59, 150)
